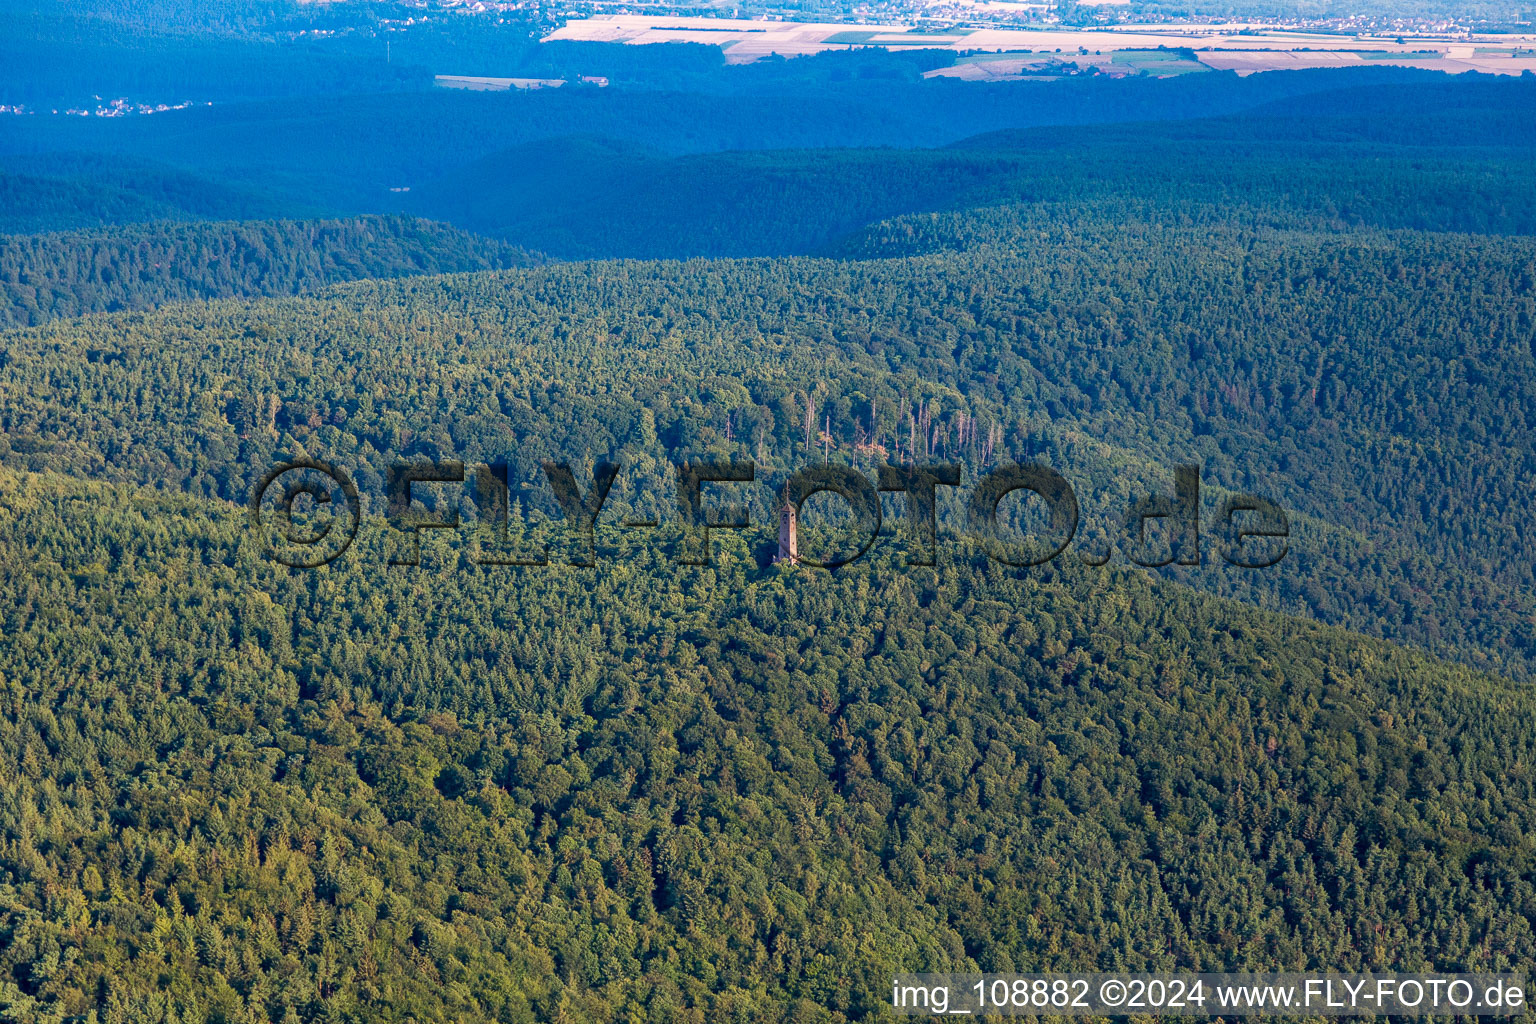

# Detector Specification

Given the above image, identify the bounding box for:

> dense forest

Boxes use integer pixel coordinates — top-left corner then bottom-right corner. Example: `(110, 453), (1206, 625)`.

(2, 17), (1535, 1023)
(409, 76), (1536, 257)
(409, 130), (1536, 258)
(3, 221), (1532, 677)
(0, 217), (537, 327)
(0, 156), (299, 238)
(1, 468), (1533, 1023)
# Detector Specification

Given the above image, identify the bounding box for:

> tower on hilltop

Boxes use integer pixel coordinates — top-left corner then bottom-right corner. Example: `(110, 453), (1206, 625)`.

(774, 493), (798, 565)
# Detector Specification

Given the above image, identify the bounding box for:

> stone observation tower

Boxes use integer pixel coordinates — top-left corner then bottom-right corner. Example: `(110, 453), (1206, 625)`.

(774, 493), (799, 565)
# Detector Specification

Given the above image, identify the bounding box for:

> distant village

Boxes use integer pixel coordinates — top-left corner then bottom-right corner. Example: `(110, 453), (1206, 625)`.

(393, 0), (1523, 37)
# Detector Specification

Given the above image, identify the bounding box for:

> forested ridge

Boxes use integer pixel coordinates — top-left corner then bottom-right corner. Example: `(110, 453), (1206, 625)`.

(0, 216), (538, 327)
(2, 222), (1532, 676)
(408, 78), (1536, 258)
(1, 467), (1533, 1024)
(4, 72), (1529, 258)
(417, 139), (1536, 259)
(0, 156), (297, 238)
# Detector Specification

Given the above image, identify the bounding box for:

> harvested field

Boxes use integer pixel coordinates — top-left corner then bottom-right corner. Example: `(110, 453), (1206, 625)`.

(434, 75), (566, 91)
(545, 15), (1536, 76)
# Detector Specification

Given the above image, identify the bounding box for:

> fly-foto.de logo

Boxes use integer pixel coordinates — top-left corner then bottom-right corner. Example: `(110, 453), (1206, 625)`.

(249, 458), (1288, 571)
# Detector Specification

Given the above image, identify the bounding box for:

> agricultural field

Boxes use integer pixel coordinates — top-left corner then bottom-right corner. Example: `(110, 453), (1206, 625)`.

(1111, 48), (1209, 74)
(434, 75), (569, 91)
(547, 15), (1536, 75)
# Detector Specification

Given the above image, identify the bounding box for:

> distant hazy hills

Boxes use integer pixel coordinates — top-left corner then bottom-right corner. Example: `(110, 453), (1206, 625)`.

(399, 76), (1536, 259)
(0, 62), (1455, 226)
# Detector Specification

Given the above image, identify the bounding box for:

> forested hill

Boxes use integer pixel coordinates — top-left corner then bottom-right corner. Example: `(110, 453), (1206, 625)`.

(957, 75), (1536, 151)
(0, 155), (295, 237)
(0, 466), (1532, 1023)
(411, 134), (1536, 259)
(406, 76), (1536, 258)
(2, 228), (1533, 681)
(0, 216), (539, 327)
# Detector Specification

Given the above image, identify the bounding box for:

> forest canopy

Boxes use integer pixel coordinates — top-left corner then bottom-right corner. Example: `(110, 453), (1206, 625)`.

(1, 34), (1534, 1024)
